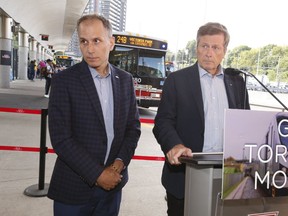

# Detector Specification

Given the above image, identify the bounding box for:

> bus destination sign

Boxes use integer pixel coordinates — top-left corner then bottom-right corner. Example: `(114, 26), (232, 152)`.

(114, 35), (167, 51)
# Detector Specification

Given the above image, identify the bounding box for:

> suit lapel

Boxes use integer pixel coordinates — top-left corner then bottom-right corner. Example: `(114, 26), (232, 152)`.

(110, 65), (120, 133)
(79, 62), (105, 127)
(189, 64), (205, 125)
(224, 75), (237, 108)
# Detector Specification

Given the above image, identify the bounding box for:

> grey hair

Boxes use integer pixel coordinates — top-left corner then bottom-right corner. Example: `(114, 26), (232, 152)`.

(197, 22), (230, 49)
(77, 14), (113, 37)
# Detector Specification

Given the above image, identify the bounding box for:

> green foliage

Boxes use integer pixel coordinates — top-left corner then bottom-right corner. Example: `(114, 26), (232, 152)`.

(226, 44), (288, 83)
(224, 167), (236, 174)
(166, 50), (175, 62)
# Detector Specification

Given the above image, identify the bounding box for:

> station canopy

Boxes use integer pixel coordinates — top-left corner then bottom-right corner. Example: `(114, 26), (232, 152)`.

(0, 0), (89, 51)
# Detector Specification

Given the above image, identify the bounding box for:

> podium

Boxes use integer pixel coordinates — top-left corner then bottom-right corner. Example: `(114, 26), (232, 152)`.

(180, 153), (223, 216)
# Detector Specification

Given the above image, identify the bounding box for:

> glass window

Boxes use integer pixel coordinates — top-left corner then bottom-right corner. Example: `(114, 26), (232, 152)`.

(109, 46), (166, 78)
(138, 50), (165, 78)
(109, 47), (138, 75)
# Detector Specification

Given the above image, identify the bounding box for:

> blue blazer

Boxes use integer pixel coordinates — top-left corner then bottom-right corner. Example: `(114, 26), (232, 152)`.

(47, 61), (141, 204)
(153, 63), (250, 199)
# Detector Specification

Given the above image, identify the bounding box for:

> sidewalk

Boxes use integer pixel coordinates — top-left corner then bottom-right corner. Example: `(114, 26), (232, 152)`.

(0, 79), (166, 216)
(0, 79), (48, 109)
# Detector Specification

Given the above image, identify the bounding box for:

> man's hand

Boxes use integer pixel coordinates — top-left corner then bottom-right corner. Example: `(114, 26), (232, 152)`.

(95, 160), (124, 190)
(111, 159), (125, 173)
(96, 166), (123, 191)
(166, 144), (192, 165)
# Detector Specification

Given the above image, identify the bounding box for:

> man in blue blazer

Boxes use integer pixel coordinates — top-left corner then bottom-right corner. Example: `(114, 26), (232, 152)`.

(153, 22), (250, 216)
(47, 14), (141, 216)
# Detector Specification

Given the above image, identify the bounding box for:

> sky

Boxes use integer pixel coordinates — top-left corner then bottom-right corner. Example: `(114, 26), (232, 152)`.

(125, 0), (288, 52)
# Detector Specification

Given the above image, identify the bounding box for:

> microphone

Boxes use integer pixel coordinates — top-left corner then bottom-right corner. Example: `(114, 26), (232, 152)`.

(225, 68), (288, 111)
(225, 68), (249, 109)
(225, 68), (249, 76)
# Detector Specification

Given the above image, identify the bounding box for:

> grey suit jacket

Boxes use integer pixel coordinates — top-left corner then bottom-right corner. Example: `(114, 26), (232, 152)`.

(47, 61), (141, 204)
(153, 62), (250, 199)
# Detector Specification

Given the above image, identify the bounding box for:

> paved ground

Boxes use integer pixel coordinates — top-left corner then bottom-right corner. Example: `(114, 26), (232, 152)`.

(1, 79), (288, 216)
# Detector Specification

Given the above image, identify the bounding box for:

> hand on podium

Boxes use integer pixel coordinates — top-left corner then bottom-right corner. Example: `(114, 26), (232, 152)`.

(166, 144), (193, 165)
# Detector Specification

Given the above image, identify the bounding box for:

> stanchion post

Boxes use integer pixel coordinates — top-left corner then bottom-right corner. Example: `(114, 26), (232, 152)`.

(38, 108), (48, 190)
(24, 108), (49, 197)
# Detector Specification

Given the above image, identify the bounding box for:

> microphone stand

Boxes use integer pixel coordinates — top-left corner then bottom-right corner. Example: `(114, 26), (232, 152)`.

(243, 73), (248, 109)
(245, 71), (288, 111)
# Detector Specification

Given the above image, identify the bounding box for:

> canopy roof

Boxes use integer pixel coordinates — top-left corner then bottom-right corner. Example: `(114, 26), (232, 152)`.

(0, 0), (89, 51)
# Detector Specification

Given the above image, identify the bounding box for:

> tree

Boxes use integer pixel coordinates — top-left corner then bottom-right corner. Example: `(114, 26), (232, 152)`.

(226, 45), (251, 67)
(176, 49), (187, 69)
(166, 50), (175, 62)
(185, 40), (197, 65)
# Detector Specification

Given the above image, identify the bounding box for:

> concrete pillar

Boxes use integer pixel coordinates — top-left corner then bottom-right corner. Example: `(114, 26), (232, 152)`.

(37, 43), (42, 62)
(0, 15), (13, 88)
(44, 48), (49, 60)
(44, 48), (53, 61)
(18, 31), (29, 80)
(41, 46), (45, 61)
(29, 38), (37, 62)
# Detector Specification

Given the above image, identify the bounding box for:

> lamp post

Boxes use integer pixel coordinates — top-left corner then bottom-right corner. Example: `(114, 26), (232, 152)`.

(276, 56), (281, 88)
(256, 48), (261, 76)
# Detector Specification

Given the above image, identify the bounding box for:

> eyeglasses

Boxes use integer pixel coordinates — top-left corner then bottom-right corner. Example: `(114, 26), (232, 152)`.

(198, 43), (224, 54)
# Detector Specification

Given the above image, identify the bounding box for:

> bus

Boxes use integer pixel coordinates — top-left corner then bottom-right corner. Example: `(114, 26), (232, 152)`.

(109, 31), (168, 107)
(54, 51), (81, 69)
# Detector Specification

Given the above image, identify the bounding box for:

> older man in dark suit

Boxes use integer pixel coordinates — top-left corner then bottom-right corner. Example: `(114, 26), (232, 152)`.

(153, 22), (250, 216)
(47, 14), (141, 216)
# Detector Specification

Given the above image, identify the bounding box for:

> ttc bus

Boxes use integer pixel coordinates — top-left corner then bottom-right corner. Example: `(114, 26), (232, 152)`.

(109, 32), (168, 107)
(54, 51), (81, 69)
(54, 55), (81, 69)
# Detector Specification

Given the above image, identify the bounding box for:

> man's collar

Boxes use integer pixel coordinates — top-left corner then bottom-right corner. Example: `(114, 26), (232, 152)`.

(198, 63), (223, 77)
(89, 64), (111, 78)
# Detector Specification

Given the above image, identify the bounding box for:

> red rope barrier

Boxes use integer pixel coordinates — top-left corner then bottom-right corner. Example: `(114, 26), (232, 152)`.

(0, 107), (154, 123)
(0, 107), (158, 160)
(140, 118), (155, 124)
(0, 107), (41, 115)
(132, 155), (165, 161)
(0, 145), (41, 152)
(0, 145), (164, 161)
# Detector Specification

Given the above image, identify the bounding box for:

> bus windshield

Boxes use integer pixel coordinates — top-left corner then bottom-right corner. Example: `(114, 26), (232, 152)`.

(109, 47), (166, 78)
(55, 58), (74, 68)
(54, 54), (81, 69)
(138, 50), (165, 78)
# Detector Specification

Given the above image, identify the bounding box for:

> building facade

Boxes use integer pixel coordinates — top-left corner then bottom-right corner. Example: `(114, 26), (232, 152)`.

(67, 0), (127, 56)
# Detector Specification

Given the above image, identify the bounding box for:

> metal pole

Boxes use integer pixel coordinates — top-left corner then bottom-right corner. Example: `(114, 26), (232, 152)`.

(24, 109), (49, 197)
(38, 108), (48, 190)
